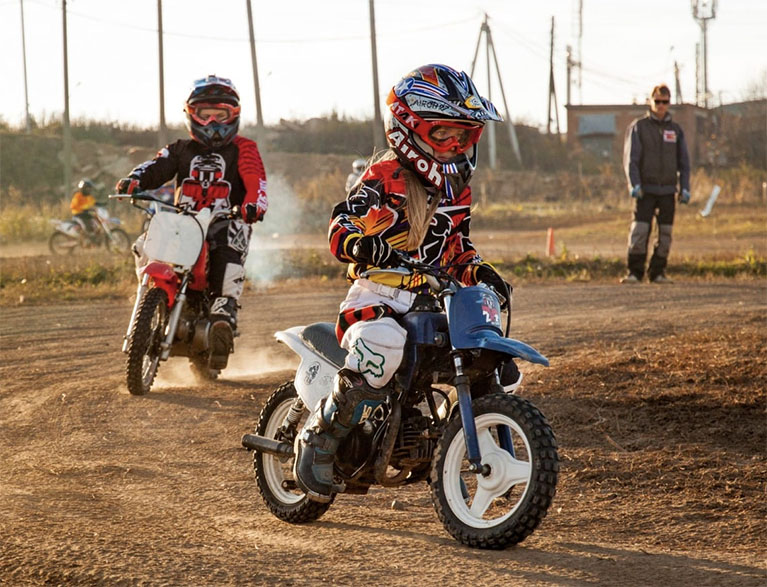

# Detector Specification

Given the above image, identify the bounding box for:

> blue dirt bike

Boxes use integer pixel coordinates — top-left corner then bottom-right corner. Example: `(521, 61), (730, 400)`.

(242, 255), (559, 549)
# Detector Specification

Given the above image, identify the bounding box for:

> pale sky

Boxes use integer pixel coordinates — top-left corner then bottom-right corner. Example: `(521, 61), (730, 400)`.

(2, 0), (766, 131)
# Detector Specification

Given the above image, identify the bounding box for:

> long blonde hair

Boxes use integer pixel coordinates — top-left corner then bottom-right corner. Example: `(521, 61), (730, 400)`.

(370, 150), (439, 251)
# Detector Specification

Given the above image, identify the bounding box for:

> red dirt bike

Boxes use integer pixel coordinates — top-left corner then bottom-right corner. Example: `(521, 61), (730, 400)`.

(111, 192), (238, 395)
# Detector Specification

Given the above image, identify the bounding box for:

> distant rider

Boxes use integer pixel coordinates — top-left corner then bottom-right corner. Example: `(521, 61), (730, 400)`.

(344, 158), (367, 193)
(115, 75), (268, 370)
(293, 64), (519, 502)
(70, 179), (98, 239)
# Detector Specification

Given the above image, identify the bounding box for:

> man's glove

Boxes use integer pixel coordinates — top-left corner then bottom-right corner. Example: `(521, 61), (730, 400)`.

(630, 184), (644, 200)
(243, 202), (264, 223)
(475, 264), (511, 310)
(350, 235), (397, 267)
(678, 189), (691, 204)
(115, 177), (140, 195)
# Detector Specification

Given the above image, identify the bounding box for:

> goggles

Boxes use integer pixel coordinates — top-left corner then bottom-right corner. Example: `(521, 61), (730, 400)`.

(389, 97), (483, 154)
(185, 102), (240, 125)
(422, 120), (484, 154)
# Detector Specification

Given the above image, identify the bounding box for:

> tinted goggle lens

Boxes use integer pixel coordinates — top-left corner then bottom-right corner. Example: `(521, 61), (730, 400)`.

(187, 102), (239, 125)
(424, 122), (483, 153)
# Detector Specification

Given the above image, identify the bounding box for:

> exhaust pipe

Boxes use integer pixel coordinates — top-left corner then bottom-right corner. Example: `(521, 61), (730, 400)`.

(241, 433), (294, 457)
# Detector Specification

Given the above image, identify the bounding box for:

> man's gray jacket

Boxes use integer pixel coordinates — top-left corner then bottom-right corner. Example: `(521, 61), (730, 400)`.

(624, 111), (691, 195)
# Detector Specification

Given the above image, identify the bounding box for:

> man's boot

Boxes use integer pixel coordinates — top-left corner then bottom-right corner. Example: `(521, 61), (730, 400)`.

(209, 296), (237, 370)
(293, 369), (386, 502)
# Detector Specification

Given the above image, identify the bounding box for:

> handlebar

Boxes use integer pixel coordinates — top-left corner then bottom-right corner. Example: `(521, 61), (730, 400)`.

(109, 193), (242, 220)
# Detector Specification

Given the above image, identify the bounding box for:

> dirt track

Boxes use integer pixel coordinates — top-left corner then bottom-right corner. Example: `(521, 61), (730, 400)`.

(1, 281), (765, 585)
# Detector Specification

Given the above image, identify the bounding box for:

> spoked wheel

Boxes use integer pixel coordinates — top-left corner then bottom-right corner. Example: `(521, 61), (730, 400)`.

(105, 228), (131, 253)
(431, 393), (559, 549)
(125, 288), (168, 395)
(253, 382), (334, 523)
(189, 356), (220, 382)
(49, 232), (79, 255)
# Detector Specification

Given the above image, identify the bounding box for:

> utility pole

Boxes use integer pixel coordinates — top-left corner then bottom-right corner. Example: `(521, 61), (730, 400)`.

(246, 0), (265, 140)
(470, 14), (522, 167)
(62, 0), (72, 199)
(157, 0), (167, 147)
(571, 0), (583, 103)
(368, 0), (384, 151)
(547, 16), (560, 135)
(692, 0), (717, 109)
(20, 0), (31, 132)
(674, 61), (683, 104)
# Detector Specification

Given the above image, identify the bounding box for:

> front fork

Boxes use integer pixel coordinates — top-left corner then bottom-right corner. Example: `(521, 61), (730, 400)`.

(452, 352), (516, 477)
(159, 277), (189, 360)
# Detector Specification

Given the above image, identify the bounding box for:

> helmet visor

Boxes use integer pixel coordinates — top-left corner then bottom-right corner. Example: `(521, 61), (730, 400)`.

(186, 102), (240, 126)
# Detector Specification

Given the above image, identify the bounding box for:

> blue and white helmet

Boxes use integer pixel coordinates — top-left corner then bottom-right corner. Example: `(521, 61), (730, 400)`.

(385, 64), (502, 198)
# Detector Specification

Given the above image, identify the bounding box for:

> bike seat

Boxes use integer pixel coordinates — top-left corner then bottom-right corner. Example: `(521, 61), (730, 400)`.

(299, 322), (347, 368)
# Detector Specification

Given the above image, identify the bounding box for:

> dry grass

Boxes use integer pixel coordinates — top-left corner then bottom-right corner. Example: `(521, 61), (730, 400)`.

(526, 319), (767, 551)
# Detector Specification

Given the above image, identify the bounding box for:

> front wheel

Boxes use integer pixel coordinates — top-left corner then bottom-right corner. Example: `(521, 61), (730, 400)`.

(49, 232), (79, 255)
(105, 228), (131, 253)
(253, 382), (334, 523)
(430, 393), (559, 549)
(125, 288), (169, 395)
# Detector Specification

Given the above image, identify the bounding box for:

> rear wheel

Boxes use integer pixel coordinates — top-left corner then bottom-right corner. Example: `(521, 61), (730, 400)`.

(126, 288), (168, 395)
(253, 382), (334, 523)
(49, 232), (79, 255)
(106, 228), (131, 253)
(430, 393), (559, 549)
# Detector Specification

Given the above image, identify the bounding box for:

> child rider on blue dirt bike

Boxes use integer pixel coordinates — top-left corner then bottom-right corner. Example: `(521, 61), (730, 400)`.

(114, 75), (267, 370)
(293, 64), (520, 502)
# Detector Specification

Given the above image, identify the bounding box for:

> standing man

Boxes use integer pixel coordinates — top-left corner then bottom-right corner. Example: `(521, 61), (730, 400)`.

(622, 84), (691, 284)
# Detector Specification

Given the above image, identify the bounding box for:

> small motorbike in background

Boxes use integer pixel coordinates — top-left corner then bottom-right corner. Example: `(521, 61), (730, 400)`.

(49, 206), (130, 255)
(242, 255), (559, 549)
(111, 192), (238, 395)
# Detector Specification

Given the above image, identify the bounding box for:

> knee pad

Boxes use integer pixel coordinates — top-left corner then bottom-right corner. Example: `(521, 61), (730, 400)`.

(656, 224), (673, 258)
(341, 317), (407, 389)
(628, 221), (651, 255)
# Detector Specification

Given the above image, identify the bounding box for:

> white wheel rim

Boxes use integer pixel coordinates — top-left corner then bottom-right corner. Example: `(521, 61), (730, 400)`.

(261, 398), (304, 505)
(442, 412), (533, 529)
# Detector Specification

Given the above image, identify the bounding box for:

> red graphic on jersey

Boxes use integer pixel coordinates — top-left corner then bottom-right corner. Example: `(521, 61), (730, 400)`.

(178, 153), (232, 210)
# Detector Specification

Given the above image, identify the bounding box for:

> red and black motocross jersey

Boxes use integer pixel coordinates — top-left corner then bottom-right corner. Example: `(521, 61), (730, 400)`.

(328, 158), (484, 290)
(130, 136), (267, 219)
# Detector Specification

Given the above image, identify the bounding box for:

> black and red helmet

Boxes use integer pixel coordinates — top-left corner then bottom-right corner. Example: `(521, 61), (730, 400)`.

(385, 64), (502, 198)
(184, 75), (241, 148)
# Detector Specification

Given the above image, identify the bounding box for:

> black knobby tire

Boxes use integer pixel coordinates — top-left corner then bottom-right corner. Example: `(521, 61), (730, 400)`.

(49, 232), (79, 255)
(105, 228), (131, 253)
(125, 288), (168, 396)
(253, 382), (334, 523)
(430, 393), (559, 549)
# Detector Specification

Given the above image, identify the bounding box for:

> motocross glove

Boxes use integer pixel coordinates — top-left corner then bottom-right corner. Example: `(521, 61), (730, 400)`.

(351, 235), (397, 268)
(678, 189), (691, 204)
(630, 184), (644, 200)
(475, 264), (511, 310)
(116, 176), (140, 195)
(243, 202), (264, 223)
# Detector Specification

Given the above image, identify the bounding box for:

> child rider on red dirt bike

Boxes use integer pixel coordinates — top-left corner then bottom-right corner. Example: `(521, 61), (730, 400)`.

(115, 75), (267, 370)
(293, 64), (520, 501)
